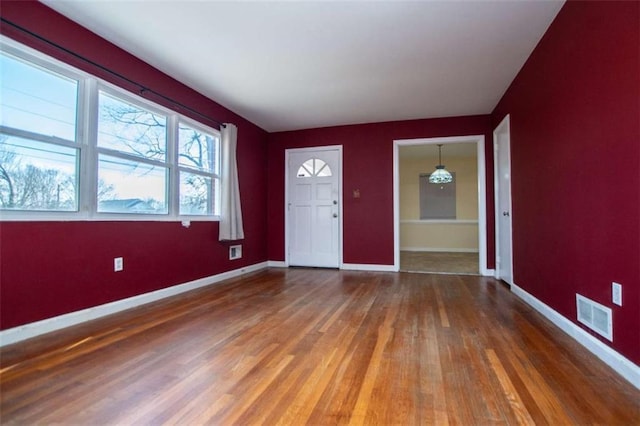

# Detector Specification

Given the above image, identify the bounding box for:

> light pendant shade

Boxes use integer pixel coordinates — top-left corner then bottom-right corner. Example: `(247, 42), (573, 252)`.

(429, 166), (453, 184)
(428, 144), (453, 184)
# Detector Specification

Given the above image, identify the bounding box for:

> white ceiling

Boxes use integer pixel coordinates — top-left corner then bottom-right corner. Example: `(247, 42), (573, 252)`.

(41, 0), (564, 132)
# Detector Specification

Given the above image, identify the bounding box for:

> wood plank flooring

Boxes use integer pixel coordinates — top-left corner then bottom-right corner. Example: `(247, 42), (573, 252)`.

(1, 268), (638, 425)
(400, 251), (479, 275)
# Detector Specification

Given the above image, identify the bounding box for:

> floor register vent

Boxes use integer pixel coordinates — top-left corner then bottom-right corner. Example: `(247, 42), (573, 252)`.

(576, 294), (613, 341)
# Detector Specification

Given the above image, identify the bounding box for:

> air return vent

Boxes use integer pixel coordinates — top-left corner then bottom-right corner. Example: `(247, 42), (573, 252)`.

(576, 294), (612, 341)
(229, 244), (242, 260)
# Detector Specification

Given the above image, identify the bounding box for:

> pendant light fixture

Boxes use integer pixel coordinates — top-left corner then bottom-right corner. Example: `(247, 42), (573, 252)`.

(428, 144), (453, 184)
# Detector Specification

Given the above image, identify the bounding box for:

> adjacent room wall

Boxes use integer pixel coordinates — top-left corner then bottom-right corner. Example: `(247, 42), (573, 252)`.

(400, 153), (479, 251)
(0, 1), (269, 330)
(400, 154), (478, 220)
(267, 116), (494, 267)
(491, 0), (639, 364)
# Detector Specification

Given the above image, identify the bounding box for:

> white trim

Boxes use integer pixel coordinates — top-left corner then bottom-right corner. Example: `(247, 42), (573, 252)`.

(340, 263), (396, 272)
(0, 261), (268, 347)
(400, 247), (479, 253)
(0, 214), (220, 222)
(476, 138), (488, 276)
(267, 261), (396, 272)
(511, 283), (640, 390)
(83, 77), (99, 215)
(284, 145), (343, 268)
(0, 126), (79, 148)
(168, 114), (180, 216)
(400, 219), (478, 225)
(493, 115), (514, 284)
(393, 135), (490, 275)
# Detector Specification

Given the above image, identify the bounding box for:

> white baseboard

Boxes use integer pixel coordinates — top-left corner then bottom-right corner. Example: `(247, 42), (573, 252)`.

(268, 261), (396, 272)
(0, 261), (269, 347)
(341, 263), (397, 272)
(511, 282), (640, 390)
(482, 268), (495, 277)
(400, 247), (479, 253)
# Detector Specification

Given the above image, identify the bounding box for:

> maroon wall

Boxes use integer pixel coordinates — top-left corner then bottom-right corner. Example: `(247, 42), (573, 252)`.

(267, 116), (494, 267)
(0, 1), (268, 329)
(492, 1), (639, 364)
(6, 0), (636, 369)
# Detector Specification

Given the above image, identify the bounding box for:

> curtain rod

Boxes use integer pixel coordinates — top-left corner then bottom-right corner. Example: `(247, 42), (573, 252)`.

(1, 17), (226, 129)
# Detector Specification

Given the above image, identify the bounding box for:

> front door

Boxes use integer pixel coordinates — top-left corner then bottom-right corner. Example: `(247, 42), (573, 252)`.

(494, 115), (514, 285)
(287, 147), (341, 268)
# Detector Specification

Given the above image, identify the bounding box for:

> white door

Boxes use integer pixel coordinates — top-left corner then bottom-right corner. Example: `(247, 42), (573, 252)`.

(287, 148), (341, 268)
(494, 115), (514, 285)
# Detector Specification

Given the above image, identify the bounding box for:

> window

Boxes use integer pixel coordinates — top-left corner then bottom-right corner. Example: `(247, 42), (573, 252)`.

(0, 37), (221, 220)
(178, 121), (220, 215)
(0, 50), (80, 212)
(97, 90), (168, 214)
(419, 172), (456, 219)
(296, 158), (332, 178)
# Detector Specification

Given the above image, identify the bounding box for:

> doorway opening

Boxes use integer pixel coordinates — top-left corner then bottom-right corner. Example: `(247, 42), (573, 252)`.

(393, 135), (489, 275)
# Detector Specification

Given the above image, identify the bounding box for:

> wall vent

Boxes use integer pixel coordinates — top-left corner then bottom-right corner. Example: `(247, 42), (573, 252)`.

(576, 294), (612, 341)
(229, 245), (242, 260)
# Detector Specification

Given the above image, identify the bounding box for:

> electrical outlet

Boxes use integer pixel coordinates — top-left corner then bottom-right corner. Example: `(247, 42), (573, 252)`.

(612, 282), (622, 306)
(114, 257), (124, 272)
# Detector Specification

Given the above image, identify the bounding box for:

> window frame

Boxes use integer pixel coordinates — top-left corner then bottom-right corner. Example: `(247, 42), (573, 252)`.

(95, 83), (171, 216)
(0, 36), (222, 222)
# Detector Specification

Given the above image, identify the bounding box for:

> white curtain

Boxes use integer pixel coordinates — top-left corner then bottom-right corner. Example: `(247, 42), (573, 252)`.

(218, 123), (244, 241)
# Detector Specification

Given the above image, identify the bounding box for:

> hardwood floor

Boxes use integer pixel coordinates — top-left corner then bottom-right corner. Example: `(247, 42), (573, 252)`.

(400, 251), (479, 275)
(1, 268), (638, 425)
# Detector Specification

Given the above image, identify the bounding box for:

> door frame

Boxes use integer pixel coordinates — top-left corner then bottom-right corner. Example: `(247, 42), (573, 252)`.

(284, 145), (343, 267)
(393, 135), (490, 275)
(493, 115), (514, 284)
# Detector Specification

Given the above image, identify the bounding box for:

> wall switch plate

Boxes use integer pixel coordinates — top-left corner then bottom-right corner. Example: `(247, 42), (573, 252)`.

(114, 257), (124, 272)
(612, 282), (622, 306)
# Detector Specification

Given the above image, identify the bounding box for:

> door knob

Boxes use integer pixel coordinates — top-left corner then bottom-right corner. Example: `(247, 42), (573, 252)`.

(502, 211), (510, 217)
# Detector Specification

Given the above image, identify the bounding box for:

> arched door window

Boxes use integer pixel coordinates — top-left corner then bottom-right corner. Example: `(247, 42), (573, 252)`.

(297, 158), (332, 178)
